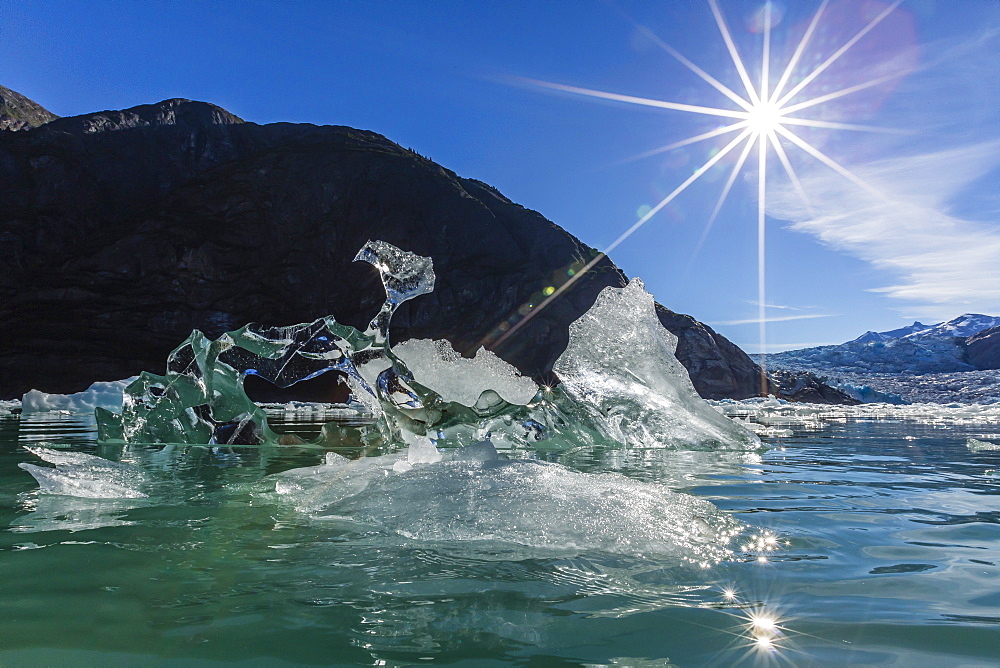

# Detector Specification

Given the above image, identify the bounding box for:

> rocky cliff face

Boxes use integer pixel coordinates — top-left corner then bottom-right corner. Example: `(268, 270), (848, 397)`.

(654, 306), (775, 398)
(0, 85), (60, 131)
(965, 326), (1000, 371)
(0, 91), (773, 400)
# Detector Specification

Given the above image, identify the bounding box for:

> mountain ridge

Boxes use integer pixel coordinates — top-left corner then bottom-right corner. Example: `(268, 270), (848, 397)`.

(0, 84), (60, 130)
(1, 89), (802, 402)
(769, 313), (1000, 376)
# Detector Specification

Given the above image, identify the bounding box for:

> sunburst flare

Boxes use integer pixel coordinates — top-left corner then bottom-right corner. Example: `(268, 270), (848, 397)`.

(496, 0), (904, 373)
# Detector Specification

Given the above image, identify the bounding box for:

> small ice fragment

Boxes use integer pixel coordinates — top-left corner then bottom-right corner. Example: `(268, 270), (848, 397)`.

(450, 440), (500, 462)
(18, 447), (147, 498)
(394, 339), (538, 406)
(354, 239), (435, 306)
(407, 437), (442, 465)
(22, 446), (135, 471)
(392, 460), (414, 473)
(21, 377), (138, 413)
(325, 452), (350, 467)
(967, 438), (1000, 452)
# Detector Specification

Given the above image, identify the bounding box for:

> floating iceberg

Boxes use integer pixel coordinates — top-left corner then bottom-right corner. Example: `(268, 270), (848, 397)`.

(967, 438), (1000, 452)
(21, 377), (137, 414)
(271, 441), (743, 563)
(18, 446), (148, 498)
(97, 240), (758, 451)
(554, 278), (757, 450)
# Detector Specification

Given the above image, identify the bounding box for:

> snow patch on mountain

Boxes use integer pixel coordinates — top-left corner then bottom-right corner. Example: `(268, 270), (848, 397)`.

(850, 321), (934, 343)
(764, 313), (1000, 403)
(902, 314), (1000, 341)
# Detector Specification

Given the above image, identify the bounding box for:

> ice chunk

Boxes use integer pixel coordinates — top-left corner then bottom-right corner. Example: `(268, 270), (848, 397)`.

(9, 495), (142, 533)
(22, 377), (137, 413)
(18, 446), (147, 498)
(449, 440), (501, 462)
(394, 339), (538, 406)
(96, 241), (759, 453)
(552, 279), (760, 450)
(967, 438), (1000, 452)
(97, 240), (440, 446)
(272, 452), (402, 512)
(354, 239), (435, 308)
(407, 436), (443, 464)
(272, 451), (743, 563)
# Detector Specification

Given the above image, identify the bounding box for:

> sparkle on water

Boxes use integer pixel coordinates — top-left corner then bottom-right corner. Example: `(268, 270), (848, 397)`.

(500, 0), (903, 384)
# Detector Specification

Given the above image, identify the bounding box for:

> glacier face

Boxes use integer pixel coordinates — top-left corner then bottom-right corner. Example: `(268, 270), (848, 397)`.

(95, 241), (757, 452)
(768, 313), (1000, 379)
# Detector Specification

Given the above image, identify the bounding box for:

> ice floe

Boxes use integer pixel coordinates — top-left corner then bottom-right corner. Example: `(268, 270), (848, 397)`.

(18, 446), (147, 498)
(270, 441), (744, 564)
(20, 378), (137, 414)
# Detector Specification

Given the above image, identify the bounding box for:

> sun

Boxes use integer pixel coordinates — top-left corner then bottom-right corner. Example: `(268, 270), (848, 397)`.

(494, 0), (902, 381)
(747, 100), (784, 136)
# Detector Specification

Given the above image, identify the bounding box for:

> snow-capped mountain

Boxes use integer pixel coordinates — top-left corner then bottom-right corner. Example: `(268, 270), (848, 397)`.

(902, 314), (1000, 341)
(766, 313), (1000, 376)
(850, 321), (934, 343)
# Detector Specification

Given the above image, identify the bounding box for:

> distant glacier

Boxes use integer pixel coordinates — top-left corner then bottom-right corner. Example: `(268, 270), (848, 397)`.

(760, 313), (1000, 404)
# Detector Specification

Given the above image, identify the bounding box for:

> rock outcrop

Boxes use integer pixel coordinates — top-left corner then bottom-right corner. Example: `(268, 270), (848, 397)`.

(655, 306), (775, 399)
(767, 370), (860, 405)
(0, 85), (59, 131)
(965, 326), (1000, 371)
(1, 90), (775, 401)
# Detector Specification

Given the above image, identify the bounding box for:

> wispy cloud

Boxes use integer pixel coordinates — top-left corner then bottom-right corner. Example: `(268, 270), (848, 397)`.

(768, 140), (1000, 321)
(710, 313), (837, 326)
(737, 341), (839, 353)
(766, 24), (1000, 323)
(745, 301), (809, 311)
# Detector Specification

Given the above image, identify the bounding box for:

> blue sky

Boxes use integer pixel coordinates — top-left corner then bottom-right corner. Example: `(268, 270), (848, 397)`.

(3, 0), (998, 352)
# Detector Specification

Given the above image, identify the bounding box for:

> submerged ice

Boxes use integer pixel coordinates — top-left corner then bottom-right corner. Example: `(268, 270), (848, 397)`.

(18, 446), (147, 498)
(96, 240), (757, 452)
(271, 442), (743, 563)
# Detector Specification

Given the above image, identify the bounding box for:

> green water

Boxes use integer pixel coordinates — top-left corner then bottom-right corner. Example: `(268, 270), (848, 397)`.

(1, 409), (998, 666)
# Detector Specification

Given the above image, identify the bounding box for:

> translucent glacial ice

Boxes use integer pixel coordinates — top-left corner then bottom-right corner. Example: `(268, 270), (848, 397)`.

(394, 339), (538, 407)
(21, 377), (138, 414)
(18, 446), (148, 498)
(712, 396), (1000, 438)
(270, 442), (744, 563)
(96, 240), (758, 452)
(554, 278), (757, 450)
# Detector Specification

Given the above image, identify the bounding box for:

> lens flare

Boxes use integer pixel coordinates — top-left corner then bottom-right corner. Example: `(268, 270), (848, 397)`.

(506, 0), (902, 357)
(747, 101), (783, 136)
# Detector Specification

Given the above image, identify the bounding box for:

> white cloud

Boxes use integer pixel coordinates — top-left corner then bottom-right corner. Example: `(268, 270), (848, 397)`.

(737, 341), (839, 354)
(746, 301), (805, 311)
(711, 313), (836, 326)
(767, 140), (1000, 321)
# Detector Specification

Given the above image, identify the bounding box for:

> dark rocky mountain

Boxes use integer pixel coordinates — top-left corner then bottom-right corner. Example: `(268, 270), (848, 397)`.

(965, 326), (1000, 371)
(0, 90), (787, 401)
(767, 369), (860, 405)
(0, 85), (60, 131)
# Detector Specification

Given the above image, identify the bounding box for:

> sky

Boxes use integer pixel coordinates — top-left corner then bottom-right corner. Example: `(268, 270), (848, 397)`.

(2, 0), (998, 353)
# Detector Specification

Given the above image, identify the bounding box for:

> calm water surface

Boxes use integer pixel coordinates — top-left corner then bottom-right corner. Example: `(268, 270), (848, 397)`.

(1, 408), (998, 666)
